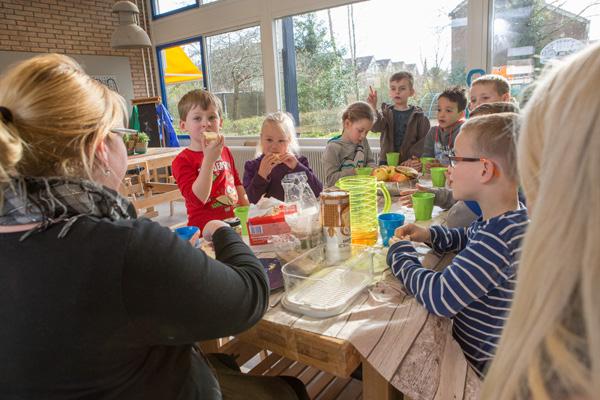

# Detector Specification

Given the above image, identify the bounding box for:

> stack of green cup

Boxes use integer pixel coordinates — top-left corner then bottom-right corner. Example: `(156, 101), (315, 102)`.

(412, 192), (435, 221)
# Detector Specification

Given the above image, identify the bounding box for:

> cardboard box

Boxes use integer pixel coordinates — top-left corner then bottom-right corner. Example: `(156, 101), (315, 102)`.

(247, 206), (291, 246)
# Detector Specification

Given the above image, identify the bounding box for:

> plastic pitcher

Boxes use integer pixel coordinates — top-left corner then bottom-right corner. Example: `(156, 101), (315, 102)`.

(336, 175), (391, 246)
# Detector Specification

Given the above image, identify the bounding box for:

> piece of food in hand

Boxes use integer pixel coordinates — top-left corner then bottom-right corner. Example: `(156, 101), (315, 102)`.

(272, 153), (281, 161)
(394, 165), (419, 179)
(203, 131), (219, 142)
(372, 167), (389, 181)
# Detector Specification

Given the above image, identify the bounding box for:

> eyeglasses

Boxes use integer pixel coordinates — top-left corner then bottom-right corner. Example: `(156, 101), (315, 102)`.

(448, 151), (500, 176)
(110, 127), (137, 138)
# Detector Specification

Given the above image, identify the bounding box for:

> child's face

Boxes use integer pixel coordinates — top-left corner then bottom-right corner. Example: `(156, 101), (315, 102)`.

(179, 105), (223, 144)
(437, 97), (464, 129)
(388, 79), (414, 107)
(469, 83), (509, 111)
(261, 121), (290, 155)
(446, 132), (482, 200)
(343, 118), (372, 145)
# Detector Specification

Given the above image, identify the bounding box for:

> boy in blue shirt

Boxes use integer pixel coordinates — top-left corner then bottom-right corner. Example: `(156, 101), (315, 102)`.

(387, 112), (528, 377)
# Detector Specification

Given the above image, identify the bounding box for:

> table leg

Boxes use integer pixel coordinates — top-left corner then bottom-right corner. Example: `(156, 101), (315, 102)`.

(362, 358), (403, 400)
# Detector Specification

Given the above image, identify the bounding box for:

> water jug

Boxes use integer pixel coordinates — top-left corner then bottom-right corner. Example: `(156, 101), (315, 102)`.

(336, 175), (391, 246)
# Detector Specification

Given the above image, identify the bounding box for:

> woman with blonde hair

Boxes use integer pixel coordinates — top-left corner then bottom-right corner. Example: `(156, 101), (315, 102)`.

(482, 43), (600, 398)
(0, 54), (307, 399)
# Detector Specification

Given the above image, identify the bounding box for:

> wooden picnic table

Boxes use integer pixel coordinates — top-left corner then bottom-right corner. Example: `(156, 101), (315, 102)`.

(122, 147), (184, 219)
(237, 206), (482, 400)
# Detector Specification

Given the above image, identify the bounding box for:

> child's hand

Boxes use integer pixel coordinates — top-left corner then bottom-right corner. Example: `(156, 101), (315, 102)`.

(258, 154), (281, 179)
(394, 223), (430, 243)
(398, 184), (434, 208)
(202, 133), (224, 164)
(401, 156), (421, 170)
(280, 153), (298, 170)
(367, 85), (378, 109)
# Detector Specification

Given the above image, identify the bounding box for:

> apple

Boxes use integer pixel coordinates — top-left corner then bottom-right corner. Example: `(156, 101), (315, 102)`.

(372, 167), (389, 181)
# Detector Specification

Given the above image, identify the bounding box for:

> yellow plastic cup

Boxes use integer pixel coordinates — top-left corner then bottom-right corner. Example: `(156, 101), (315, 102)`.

(233, 206), (250, 236)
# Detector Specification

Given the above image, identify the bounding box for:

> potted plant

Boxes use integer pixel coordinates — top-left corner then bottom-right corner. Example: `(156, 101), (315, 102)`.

(134, 132), (149, 154)
(123, 132), (137, 156)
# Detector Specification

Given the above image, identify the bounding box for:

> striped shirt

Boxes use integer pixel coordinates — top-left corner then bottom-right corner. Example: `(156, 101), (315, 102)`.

(387, 206), (528, 376)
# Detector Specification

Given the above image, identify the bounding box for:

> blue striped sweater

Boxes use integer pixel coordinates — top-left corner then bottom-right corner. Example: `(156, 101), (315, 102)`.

(387, 206), (528, 376)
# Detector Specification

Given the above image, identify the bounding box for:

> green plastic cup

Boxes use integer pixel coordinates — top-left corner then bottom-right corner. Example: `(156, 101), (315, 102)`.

(420, 157), (436, 174)
(430, 167), (448, 188)
(233, 206), (250, 236)
(356, 167), (373, 176)
(386, 152), (400, 166)
(412, 192), (435, 221)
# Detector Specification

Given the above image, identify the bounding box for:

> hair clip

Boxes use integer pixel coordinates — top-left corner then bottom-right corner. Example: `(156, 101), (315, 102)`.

(0, 106), (14, 124)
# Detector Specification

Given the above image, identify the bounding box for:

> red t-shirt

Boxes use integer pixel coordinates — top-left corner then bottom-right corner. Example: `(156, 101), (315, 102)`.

(172, 147), (242, 230)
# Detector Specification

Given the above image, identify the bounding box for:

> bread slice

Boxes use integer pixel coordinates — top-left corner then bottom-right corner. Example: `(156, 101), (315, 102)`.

(204, 132), (219, 142)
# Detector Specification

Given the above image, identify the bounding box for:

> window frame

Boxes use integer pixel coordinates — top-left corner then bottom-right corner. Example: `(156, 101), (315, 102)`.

(155, 35), (208, 113)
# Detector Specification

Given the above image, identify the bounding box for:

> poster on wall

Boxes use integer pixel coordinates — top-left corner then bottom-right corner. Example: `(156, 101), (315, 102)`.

(91, 75), (119, 93)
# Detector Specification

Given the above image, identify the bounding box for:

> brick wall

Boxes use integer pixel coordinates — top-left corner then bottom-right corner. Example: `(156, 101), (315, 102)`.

(0, 0), (156, 98)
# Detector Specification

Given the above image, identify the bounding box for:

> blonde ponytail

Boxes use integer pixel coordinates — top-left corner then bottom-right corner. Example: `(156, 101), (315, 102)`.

(482, 42), (600, 400)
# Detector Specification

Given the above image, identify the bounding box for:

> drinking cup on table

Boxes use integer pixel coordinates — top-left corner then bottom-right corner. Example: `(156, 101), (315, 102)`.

(420, 157), (436, 174)
(356, 167), (373, 176)
(174, 226), (200, 246)
(234, 206), (250, 236)
(386, 152), (400, 166)
(378, 213), (405, 246)
(412, 192), (435, 221)
(430, 167), (448, 188)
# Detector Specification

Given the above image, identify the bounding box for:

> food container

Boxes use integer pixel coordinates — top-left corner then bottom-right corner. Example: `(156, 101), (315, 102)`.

(383, 179), (418, 196)
(281, 244), (373, 318)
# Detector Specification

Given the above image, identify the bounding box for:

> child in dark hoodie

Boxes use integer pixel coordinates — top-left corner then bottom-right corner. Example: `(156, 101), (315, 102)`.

(367, 71), (430, 168)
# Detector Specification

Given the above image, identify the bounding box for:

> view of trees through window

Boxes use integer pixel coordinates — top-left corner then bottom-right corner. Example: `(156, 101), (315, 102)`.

(275, 0), (466, 137)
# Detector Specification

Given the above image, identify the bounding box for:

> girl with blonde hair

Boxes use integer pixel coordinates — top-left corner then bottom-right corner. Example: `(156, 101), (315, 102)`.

(482, 43), (600, 399)
(243, 111), (322, 203)
(0, 54), (307, 399)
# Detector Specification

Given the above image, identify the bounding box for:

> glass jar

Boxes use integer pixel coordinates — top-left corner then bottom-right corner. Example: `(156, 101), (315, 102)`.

(224, 217), (243, 236)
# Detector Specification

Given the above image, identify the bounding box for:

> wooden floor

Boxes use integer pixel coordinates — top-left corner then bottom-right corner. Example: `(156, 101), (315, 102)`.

(212, 337), (366, 400)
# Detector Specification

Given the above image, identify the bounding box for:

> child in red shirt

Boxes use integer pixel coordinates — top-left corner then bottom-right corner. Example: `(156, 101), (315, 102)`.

(172, 90), (249, 230)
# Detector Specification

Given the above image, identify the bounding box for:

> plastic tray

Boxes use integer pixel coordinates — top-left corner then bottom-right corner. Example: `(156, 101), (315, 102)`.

(281, 244), (373, 318)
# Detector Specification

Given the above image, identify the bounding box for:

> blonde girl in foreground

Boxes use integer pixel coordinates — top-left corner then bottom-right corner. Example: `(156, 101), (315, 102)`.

(482, 43), (600, 399)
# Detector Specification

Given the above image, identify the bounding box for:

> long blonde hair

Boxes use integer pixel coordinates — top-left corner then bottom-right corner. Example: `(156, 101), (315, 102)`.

(482, 43), (600, 399)
(0, 54), (126, 188)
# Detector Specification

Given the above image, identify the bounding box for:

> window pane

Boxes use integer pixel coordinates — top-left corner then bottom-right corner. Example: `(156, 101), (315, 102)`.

(492, 0), (599, 104)
(206, 26), (264, 136)
(153, 0), (196, 15)
(275, 0), (467, 137)
(158, 41), (205, 134)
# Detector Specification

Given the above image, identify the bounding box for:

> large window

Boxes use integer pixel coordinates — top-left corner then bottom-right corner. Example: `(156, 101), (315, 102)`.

(492, 0), (600, 104)
(157, 39), (206, 134)
(275, 0), (467, 137)
(206, 26), (265, 136)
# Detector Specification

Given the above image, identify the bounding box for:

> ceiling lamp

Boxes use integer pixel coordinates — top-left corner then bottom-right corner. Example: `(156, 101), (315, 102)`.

(111, 1), (152, 49)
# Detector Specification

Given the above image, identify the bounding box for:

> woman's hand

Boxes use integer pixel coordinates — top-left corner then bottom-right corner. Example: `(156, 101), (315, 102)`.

(258, 154), (281, 180)
(202, 220), (229, 242)
(394, 223), (430, 243)
(202, 134), (224, 165)
(280, 153), (298, 170)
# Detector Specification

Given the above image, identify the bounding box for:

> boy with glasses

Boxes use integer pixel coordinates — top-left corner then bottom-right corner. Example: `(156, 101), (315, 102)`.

(387, 113), (528, 377)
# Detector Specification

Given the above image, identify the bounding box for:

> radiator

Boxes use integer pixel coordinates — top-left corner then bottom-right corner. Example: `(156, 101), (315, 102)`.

(229, 145), (381, 185)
